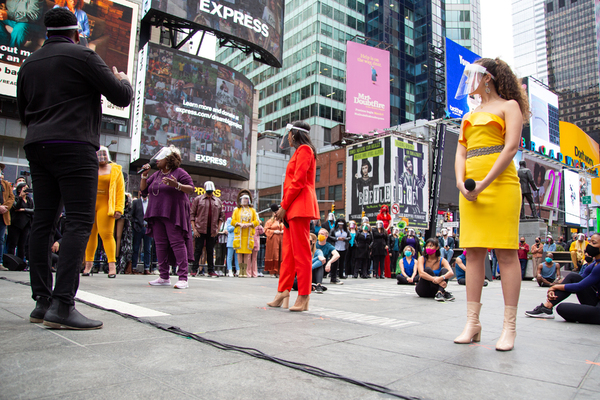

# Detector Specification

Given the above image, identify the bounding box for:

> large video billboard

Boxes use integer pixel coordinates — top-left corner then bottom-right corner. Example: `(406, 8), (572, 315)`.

(522, 77), (560, 157)
(521, 153), (564, 224)
(142, 0), (283, 68)
(132, 43), (254, 180)
(393, 137), (429, 228)
(445, 38), (481, 119)
(345, 41), (390, 135)
(563, 169), (581, 226)
(0, 0), (138, 119)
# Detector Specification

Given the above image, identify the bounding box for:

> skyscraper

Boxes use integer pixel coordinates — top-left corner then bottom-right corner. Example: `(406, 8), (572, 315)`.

(512, 0), (549, 84)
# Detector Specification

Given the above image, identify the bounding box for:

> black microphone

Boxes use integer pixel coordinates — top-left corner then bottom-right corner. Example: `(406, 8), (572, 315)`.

(137, 159), (157, 174)
(270, 204), (289, 229)
(464, 179), (476, 192)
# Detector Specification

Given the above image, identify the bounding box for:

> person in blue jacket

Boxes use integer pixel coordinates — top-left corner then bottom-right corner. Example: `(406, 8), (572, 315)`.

(526, 232), (600, 324)
(224, 217), (238, 277)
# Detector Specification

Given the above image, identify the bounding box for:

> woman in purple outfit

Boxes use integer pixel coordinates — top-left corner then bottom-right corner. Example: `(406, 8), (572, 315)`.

(140, 146), (194, 289)
(401, 228), (422, 258)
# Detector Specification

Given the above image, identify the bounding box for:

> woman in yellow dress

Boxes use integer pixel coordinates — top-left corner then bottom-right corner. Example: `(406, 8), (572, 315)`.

(453, 58), (530, 351)
(231, 189), (260, 277)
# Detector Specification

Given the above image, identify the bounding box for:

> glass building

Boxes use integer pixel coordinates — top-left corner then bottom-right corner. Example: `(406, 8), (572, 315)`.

(512, 0), (549, 84)
(446, 0), (482, 54)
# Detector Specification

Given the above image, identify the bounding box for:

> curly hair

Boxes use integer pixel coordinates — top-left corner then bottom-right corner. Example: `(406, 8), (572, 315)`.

(55, 0), (85, 9)
(476, 58), (530, 123)
(164, 152), (182, 171)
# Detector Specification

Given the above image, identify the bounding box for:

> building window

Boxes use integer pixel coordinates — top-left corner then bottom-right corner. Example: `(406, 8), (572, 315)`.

(558, 0), (565, 7)
(546, 1), (554, 12)
(337, 162), (343, 178)
(329, 185), (343, 201)
(324, 127), (331, 144)
(315, 187), (326, 200)
(316, 167), (321, 182)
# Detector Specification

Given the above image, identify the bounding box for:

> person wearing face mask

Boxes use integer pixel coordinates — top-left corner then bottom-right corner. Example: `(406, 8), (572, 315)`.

(264, 212), (283, 277)
(190, 181), (224, 277)
(455, 249), (489, 287)
(535, 252), (560, 287)
(311, 230), (339, 292)
(415, 238), (454, 300)
(82, 146), (124, 278)
(140, 146), (195, 289)
(354, 224), (373, 278)
(543, 234), (556, 255)
(231, 190), (260, 278)
(0, 164), (15, 271)
(439, 228), (455, 263)
(7, 182), (34, 264)
(400, 228), (422, 258)
(372, 220), (388, 279)
(325, 212), (336, 232)
(388, 227), (401, 278)
(530, 237), (543, 275)
(346, 220), (358, 278)
(517, 237), (530, 280)
(569, 233), (588, 272)
(329, 218), (349, 282)
(525, 233), (600, 323)
(397, 246), (418, 285)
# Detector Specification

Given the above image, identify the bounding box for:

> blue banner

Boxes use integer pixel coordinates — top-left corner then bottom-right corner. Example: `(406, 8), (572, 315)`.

(445, 38), (481, 119)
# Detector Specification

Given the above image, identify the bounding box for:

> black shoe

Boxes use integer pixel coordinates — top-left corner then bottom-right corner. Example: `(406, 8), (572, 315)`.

(315, 285), (323, 294)
(379, 275), (385, 279)
(43, 301), (103, 330)
(434, 291), (445, 302)
(483, 280), (489, 287)
(525, 303), (554, 319)
(375, 275), (379, 279)
(30, 297), (52, 323)
(443, 291), (455, 302)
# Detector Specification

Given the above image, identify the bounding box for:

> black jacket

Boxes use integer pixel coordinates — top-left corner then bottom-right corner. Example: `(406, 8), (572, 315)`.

(17, 37), (133, 148)
(10, 196), (34, 230)
(131, 198), (147, 233)
(401, 235), (422, 257)
(354, 232), (372, 259)
(371, 230), (388, 256)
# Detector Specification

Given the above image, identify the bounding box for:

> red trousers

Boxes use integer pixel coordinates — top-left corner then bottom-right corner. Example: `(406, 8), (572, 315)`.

(278, 217), (312, 296)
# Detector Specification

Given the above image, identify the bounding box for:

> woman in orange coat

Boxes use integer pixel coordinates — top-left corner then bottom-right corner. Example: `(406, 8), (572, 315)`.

(264, 213), (283, 276)
(268, 121), (319, 312)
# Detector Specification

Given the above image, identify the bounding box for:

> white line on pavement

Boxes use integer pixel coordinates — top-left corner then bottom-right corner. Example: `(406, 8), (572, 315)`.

(76, 290), (170, 317)
(306, 306), (419, 329)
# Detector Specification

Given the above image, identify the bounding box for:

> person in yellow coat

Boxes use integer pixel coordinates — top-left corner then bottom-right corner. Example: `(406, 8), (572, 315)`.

(82, 147), (125, 278)
(231, 189), (260, 277)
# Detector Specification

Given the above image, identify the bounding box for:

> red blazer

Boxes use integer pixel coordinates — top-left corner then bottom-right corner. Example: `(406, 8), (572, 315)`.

(281, 145), (319, 220)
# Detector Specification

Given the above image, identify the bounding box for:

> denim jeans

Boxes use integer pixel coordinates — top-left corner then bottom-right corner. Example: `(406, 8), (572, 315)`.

(227, 247), (238, 271)
(0, 219), (6, 261)
(132, 228), (152, 271)
(25, 143), (98, 306)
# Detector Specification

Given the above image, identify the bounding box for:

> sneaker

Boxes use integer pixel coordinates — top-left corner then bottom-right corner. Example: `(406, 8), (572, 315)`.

(330, 280), (344, 285)
(149, 277), (171, 286)
(208, 272), (218, 277)
(434, 291), (445, 302)
(443, 291), (455, 302)
(525, 304), (554, 319)
(152, 270), (160, 275)
(257, 272), (264, 277)
(315, 285), (323, 294)
(227, 270), (234, 277)
(174, 280), (189, 289)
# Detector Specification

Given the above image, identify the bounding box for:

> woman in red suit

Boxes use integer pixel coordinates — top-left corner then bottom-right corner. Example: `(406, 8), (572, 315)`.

(267, 121), (319, 312)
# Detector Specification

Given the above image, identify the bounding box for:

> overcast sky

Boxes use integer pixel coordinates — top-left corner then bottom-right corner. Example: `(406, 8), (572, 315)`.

(481, 0), (515, 68)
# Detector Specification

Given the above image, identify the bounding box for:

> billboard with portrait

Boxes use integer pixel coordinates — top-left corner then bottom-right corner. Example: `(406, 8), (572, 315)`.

(345, 41), (390, 135)
(392, 137), (429, 228)
(132, 43), (254, 180)
(521, 77), (561, 157)
(142, 0), (283, 68)
(0, 0), (138, 119)
(522, 154), (564, 224)
(345, 136), (392, 222)
(445, 38), (481, 119)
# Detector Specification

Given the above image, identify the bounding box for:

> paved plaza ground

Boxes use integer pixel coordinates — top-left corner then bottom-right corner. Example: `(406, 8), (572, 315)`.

(1, 270), (599, 400)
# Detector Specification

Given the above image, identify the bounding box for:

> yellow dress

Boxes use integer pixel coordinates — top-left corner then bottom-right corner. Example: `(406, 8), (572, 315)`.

(458, 112), (521, 250)
(231, 206), (260, 254)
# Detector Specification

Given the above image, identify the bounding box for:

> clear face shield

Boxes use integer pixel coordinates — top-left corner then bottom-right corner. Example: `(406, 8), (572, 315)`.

(97, 146), (111, 164)
(204, 181), (215, 194)
(455, 64), (490, 100)
(280, 123), (310, 150)
(240, 195), (251, 206)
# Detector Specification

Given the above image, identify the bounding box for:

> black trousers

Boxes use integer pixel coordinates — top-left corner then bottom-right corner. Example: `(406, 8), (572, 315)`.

(373, 255), (385, 277)
(355, 258), (369, 278)
(415, 267), (449, 298)
(7, 224), (30, 260)
(25, 143), (98, 306)
(192, 233), (215, 273)
(457, 278), (466, 285)
(397, 274), (419, 285)
(390, 250), (399, 276)
(550, 273), (600, 324)
(345, 246), (354, 276)
(330, 249), (346, 281)
(312, 265), (324, 284)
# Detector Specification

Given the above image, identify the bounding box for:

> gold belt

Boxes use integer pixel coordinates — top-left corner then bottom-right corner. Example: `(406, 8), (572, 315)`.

(466, 145), (504, 159)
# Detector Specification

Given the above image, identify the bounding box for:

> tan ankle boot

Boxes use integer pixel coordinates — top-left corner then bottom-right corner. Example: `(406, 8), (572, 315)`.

(290, 295), (310, 312)
(496, 306), (518, 351)
(239, 263), (248, 278)
(267, 290), (290, 308)
(454, 302), (482, 344)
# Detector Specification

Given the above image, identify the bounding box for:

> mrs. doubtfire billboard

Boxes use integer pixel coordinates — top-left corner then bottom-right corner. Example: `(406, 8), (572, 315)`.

(345, 41), (390, 135)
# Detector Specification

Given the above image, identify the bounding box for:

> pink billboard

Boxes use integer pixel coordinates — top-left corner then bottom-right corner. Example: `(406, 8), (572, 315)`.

(345, 42), (391, 135)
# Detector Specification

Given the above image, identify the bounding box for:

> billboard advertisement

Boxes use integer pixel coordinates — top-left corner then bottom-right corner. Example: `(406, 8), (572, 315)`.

(595, 0), (600, 92)
(345, 41), (390, 135)
(563, 169), (581, 226)
(522, 77), (561, 157)
(345, 136), (392, 222)
(133, 43), (254, 180)
(559, 121), (600, 170)
(445, 38), (481, 119)
(392, 137), (429, 228)
(0, 0), (138, 119)
(142, 0), (283, 68)
(522, 153), (564, 224)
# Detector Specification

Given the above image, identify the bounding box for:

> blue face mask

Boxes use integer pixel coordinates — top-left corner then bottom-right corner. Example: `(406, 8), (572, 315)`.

(545, 257), (553, 263)
(404, 251), (412, 257)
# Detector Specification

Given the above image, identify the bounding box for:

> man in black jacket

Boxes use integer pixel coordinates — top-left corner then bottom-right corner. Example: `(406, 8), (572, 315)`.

(17, 8), (133, 330)
(131, 193), (153, 274)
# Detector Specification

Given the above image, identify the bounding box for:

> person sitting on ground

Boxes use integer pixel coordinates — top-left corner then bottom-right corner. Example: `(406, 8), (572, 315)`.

(311, 233), (327, 294)
(525, 232), (600, 321)
(455, 249), (488, 287)
(536, 252), (561, 287)
(570, 233), (588, 272)
(397, 245), (418, 285)
(315, 228), (340, 289)
(415, 238), (455, 301)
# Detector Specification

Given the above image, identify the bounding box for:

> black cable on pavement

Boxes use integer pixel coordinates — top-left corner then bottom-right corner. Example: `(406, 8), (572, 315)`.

(1, 275), (423, 400)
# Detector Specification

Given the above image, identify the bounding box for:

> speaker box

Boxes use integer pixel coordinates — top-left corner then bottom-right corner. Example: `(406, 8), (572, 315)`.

(3, 254), (26, 271)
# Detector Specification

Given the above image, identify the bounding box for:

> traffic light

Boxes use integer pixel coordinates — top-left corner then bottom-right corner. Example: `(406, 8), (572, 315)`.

(362, 209), (365, 218)
(331, 203), (335, 214)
